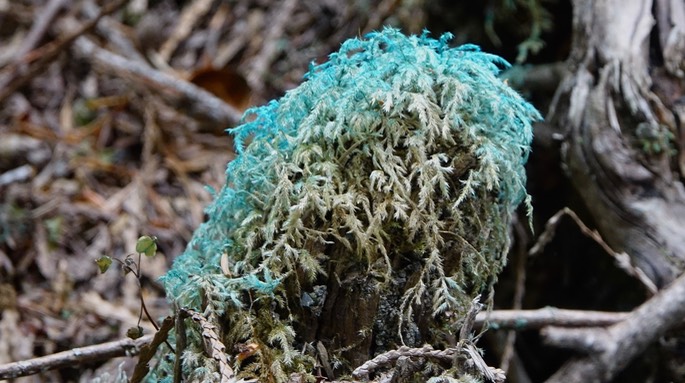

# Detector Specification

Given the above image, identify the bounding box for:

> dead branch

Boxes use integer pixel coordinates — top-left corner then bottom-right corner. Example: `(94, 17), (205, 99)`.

(81, 0), (148, 64)
(0, 334), (153, 380)
(529, 207), (658, 294)
(544, 270), (685, 383)
(179, 308), (236, 383)
(0, 0), (128, 103)
(352, 345), (458, 380)
(499, 216), (529, 372)
(503, 61), (567, 95)
(11, 0), (68, 64)
(550, 0), (685, 290)
(69, 33), (243, 126)
(476, 308), (629, 330)
(130, 316), (175, 383)
(246, 0), (298, 93)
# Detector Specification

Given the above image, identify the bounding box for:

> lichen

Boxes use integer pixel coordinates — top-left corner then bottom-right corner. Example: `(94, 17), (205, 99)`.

(154, 27), (540, 382)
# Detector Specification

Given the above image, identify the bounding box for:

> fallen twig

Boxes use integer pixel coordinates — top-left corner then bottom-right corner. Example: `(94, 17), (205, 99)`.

(179, 308), (236, 383)
(352, 344), (458, 380)
(0, 306), (647, 381)
(246, 0), (298, 93)
(476, 308), (630, 330)
(158, 0), (215, 63)
(0, 0), (129, 103)
(81, 0), (148, 64)
(130, 316), (175, 383)
(499, 216), (530, 372)
(11, 0), (68, 63)
(70, 34), (243, 126)
(0, 334), (153, 379)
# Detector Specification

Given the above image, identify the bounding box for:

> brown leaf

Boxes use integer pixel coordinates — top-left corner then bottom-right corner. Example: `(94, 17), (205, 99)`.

(189, 67), (252, 113)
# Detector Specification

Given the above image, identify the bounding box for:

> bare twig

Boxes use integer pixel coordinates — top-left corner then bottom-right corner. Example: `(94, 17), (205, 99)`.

(502, 62), (567, 95)
(11, 0), (68, 63)
(545, 270), (685, 383)
(541, 326), (611, 353)
(246, 0), (298, 93)
(158, 0), (215, 63)
(464, 343), (507, 383)
(0, 334), (153, 379)
(0, 307), (646, 381)
(529, 207), (658, 294)
(459, 295), (483, 341)
(500, 216), (529, 372)
(0, 165), (35, 186)
(81, 0), (148, 63)
(0, 0), (129, 103)
(476, 308), (630, 330)
(352, 343), (504, 383)
(70, 34), (243, 126)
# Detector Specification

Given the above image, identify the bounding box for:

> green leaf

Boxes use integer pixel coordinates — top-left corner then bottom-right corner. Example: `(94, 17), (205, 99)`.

(95, 256), (113, 274)
(136, 235), (157, 257)
(127, 325), (144, 339)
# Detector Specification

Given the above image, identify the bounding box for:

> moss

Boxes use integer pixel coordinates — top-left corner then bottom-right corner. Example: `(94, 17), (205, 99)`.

(155, 27), (540, 381)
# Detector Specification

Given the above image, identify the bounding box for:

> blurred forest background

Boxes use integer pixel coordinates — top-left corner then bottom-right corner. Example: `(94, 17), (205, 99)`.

(1, 0), (684, 382)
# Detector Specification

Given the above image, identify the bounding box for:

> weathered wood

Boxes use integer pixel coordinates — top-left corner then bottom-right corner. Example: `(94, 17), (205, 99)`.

(544, 0), (685, 380)
(544, 267), (685, 383)
(549, 0), (685, 287)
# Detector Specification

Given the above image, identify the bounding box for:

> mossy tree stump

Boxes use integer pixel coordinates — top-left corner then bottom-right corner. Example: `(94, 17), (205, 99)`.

(157, 28), (540, 382)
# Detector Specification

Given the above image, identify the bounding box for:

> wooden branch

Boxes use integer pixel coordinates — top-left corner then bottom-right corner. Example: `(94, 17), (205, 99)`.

(352, 344), (505, 383)
(81, 0), (148, 64)
(75, 33), (241, 124)
(550, 0), (685, 290)
(499, 218), (529, 372)
(11, 0), (68, 63)
(475, 308), (629, 330)
(0, 334), (153, 379)
(541, 327), (610, 353)
(246, 0), (298, 93)
(158, 0), (215, 63)
(69, 34), (243, 126)
(529, 207), (658, 294)
(0, 0), (128, 103)
(544, 270), (685, 383)
(130, 317), (175, 383)
(503, 62), (567, 95)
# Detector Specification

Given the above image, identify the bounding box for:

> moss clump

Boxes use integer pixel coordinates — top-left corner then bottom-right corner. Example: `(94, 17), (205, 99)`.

(157, 27), (540, 382)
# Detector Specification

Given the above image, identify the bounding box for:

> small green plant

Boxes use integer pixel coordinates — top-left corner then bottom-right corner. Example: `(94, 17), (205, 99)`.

(635, 122), (676, 156)
(96, 235), (163, 340)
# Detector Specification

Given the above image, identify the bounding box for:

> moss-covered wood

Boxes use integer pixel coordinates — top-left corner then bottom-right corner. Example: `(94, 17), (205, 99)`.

(155, 28), (540, 382)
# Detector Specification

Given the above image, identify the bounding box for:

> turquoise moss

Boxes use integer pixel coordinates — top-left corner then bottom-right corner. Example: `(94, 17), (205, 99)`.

(156, 27), (540, 382)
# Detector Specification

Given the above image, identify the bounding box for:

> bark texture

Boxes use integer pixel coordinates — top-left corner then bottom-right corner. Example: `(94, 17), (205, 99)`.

(549, 0), (685, 287)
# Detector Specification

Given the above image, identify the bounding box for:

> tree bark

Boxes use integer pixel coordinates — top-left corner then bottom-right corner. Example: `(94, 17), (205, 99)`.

(549, 0), (685, 288)
(543, 0), (685, 380)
